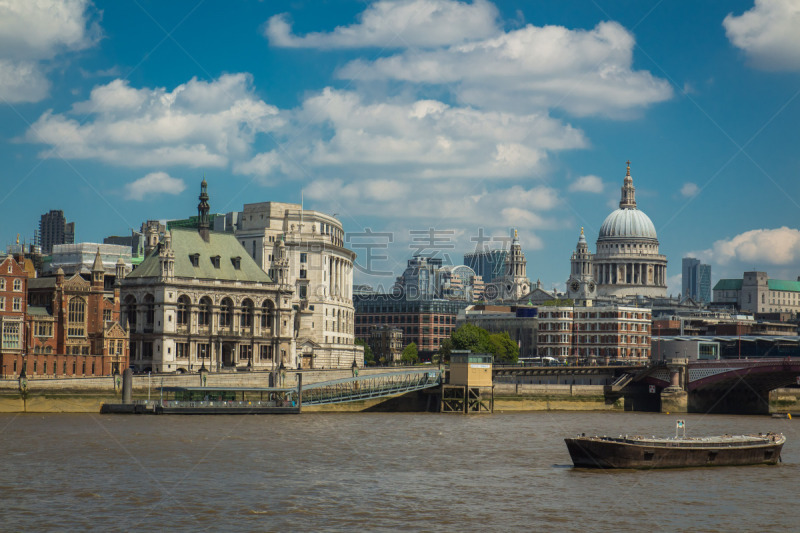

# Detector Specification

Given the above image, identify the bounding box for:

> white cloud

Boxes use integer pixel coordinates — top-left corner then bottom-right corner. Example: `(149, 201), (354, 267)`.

(680, 182), (699, 197)
(0, 0), (99, 102)
(724, 0), (800, 71)
(265, 0), (500, 49)
(25, 74), (283, 167)
(338, 21), (673, 117)
(693, 227), (800, 267)
(237, 88), (586, 182)
(569, 175), (604, 193)
(124, 172), (186, 201)
(306, 177), (561, 234)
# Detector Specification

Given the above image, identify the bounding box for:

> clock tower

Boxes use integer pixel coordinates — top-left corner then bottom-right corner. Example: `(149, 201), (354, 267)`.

(566, 228), (596, 305)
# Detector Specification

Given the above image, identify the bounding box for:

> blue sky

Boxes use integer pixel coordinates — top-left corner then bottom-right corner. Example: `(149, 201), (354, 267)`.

(1, 0), (800, 295)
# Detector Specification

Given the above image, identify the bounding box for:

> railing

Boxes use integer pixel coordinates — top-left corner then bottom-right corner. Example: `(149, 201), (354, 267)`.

(302, 369), (442, 405)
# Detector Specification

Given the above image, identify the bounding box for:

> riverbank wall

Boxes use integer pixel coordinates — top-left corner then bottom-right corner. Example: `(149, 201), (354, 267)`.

(0, 373), (623, 413)
(769, 388), (800, 414)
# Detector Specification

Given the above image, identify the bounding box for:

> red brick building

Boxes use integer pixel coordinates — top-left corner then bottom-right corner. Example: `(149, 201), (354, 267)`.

(0, 254), (28, 377)
(21, 250), (129, 377)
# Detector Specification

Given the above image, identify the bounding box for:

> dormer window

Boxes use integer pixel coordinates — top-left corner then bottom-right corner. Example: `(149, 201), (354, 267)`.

(231, 256), (241, 270)
(211, 255), (221, 268)
(189, 254), (200, 267)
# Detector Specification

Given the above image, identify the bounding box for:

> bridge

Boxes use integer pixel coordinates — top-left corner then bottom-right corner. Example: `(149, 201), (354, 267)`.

(642, 358), (800, 414)
(301, 369), (443, 405)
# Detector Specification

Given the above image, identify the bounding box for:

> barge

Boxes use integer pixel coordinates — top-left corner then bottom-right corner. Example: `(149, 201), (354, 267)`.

(565, 421), (785, 469)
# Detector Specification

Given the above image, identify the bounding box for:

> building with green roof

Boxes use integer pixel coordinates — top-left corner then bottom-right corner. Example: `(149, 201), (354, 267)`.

(120, 180), (297, 373)
(713, 271), (800, 317)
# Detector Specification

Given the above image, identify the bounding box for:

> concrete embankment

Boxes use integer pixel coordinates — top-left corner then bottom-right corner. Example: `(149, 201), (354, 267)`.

(493, 384), (622, 412)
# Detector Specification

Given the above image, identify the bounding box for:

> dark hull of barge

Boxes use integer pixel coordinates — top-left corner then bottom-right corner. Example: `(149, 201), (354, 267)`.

(565, 436), (784, 469)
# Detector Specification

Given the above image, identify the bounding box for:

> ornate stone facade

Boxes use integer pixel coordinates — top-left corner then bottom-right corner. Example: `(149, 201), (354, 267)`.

(235, 201), (362, 369)
(566, 162), (668, 302)
(593, 163), (667, 298)
(121, 181), (296, 373)
(486, 229), (531, 301)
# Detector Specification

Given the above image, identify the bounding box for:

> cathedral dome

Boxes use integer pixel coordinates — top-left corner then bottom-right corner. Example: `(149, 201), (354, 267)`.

(598, 208), (657, 241)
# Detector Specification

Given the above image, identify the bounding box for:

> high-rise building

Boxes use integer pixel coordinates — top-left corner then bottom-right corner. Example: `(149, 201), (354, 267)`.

(682, 257), (711, 302)
(38, 210), (74, 254)
(464, 249), (507, 284)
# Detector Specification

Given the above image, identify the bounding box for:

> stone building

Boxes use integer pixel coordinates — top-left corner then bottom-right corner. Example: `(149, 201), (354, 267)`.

(485, 229), (531, 302)
(121, 180), (301, 373)
(566, 162), (668, 302)
(234, 201), (361, 369)
(24, 250), (128, 377)
(537, 304), (652, 364)
(713, 271), (800, 316)
(368, 325), (403, 365)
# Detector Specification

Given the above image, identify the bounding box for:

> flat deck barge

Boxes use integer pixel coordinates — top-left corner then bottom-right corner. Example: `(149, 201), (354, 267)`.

(565, 432), (785, 469)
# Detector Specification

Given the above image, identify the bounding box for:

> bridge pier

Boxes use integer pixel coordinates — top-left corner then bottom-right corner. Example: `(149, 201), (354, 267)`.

(660, 358), (688, 413)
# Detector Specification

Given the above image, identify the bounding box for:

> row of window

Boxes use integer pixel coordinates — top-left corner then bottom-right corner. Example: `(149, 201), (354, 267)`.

(0, 297), (23, 311)
(0, 278), (23, 291)
(11, 358), (101, 376)
(538, 335), (650, 345)
(356, 314), (456, 325)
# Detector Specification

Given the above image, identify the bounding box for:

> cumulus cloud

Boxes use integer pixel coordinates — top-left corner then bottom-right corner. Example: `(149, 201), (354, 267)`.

(265, 0), (500, 48)
(25, 74), (283, 167)
(306, 177), (561, 234)
(569, 175), (604, 193)
(124, 172), (186, 201)
(338, 20), (673, 117)
(694, 227), (800, 267)
(0, 0), (99, 102)
(680, 182), (699, 197)
(724, 0), (800, 71)
(237, 88), (586, 182)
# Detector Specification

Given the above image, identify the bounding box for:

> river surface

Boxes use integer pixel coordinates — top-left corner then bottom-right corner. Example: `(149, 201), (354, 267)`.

(1, 411), (797, 532)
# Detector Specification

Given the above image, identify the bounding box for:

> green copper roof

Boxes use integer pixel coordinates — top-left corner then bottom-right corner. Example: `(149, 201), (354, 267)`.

(713, 279), (742, 291)
(127, 228), (271, 283)
(767, 279), (800, 292)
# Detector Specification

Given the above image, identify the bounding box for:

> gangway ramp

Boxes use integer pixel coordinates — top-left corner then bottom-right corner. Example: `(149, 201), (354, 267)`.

(302, 369), (442, 405)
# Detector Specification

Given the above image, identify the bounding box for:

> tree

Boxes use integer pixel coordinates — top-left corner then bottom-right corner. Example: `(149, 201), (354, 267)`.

(451, 323), (490, 353)
(487, 332), (519, 364)
(355, 338), (374, 366)
(436, 338), (453, 364)
(401, 342), (419, 365)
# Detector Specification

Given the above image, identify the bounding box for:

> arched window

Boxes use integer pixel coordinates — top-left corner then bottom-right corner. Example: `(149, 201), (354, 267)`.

(241, 299), (254, 328)
(143, 294), (155, 328)
(177, 295), (190, 326)
(198, 297), (211, 326)
(261, 300), (274, 330)
(220, 298), (234, 328)
(68, 297), (86, 337)
(123, 295), (137, 328)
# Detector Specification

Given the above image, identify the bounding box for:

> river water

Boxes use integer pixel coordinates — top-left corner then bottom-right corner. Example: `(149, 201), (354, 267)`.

(1, 411), (797, 532)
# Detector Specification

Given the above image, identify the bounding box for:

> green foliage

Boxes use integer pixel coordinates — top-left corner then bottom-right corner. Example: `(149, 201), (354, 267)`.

(487, 332), (519, 364)
(540, 299), (574, 307)
(451, 323), (491, 353)
(436, 338), (453, 363)
(401, 342), (419, 365)
(355, 338), (374, 366)
(449, 324), (519, 363)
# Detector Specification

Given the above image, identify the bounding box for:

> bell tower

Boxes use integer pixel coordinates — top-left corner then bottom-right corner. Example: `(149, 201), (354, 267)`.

(566, 228), (596, 305)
